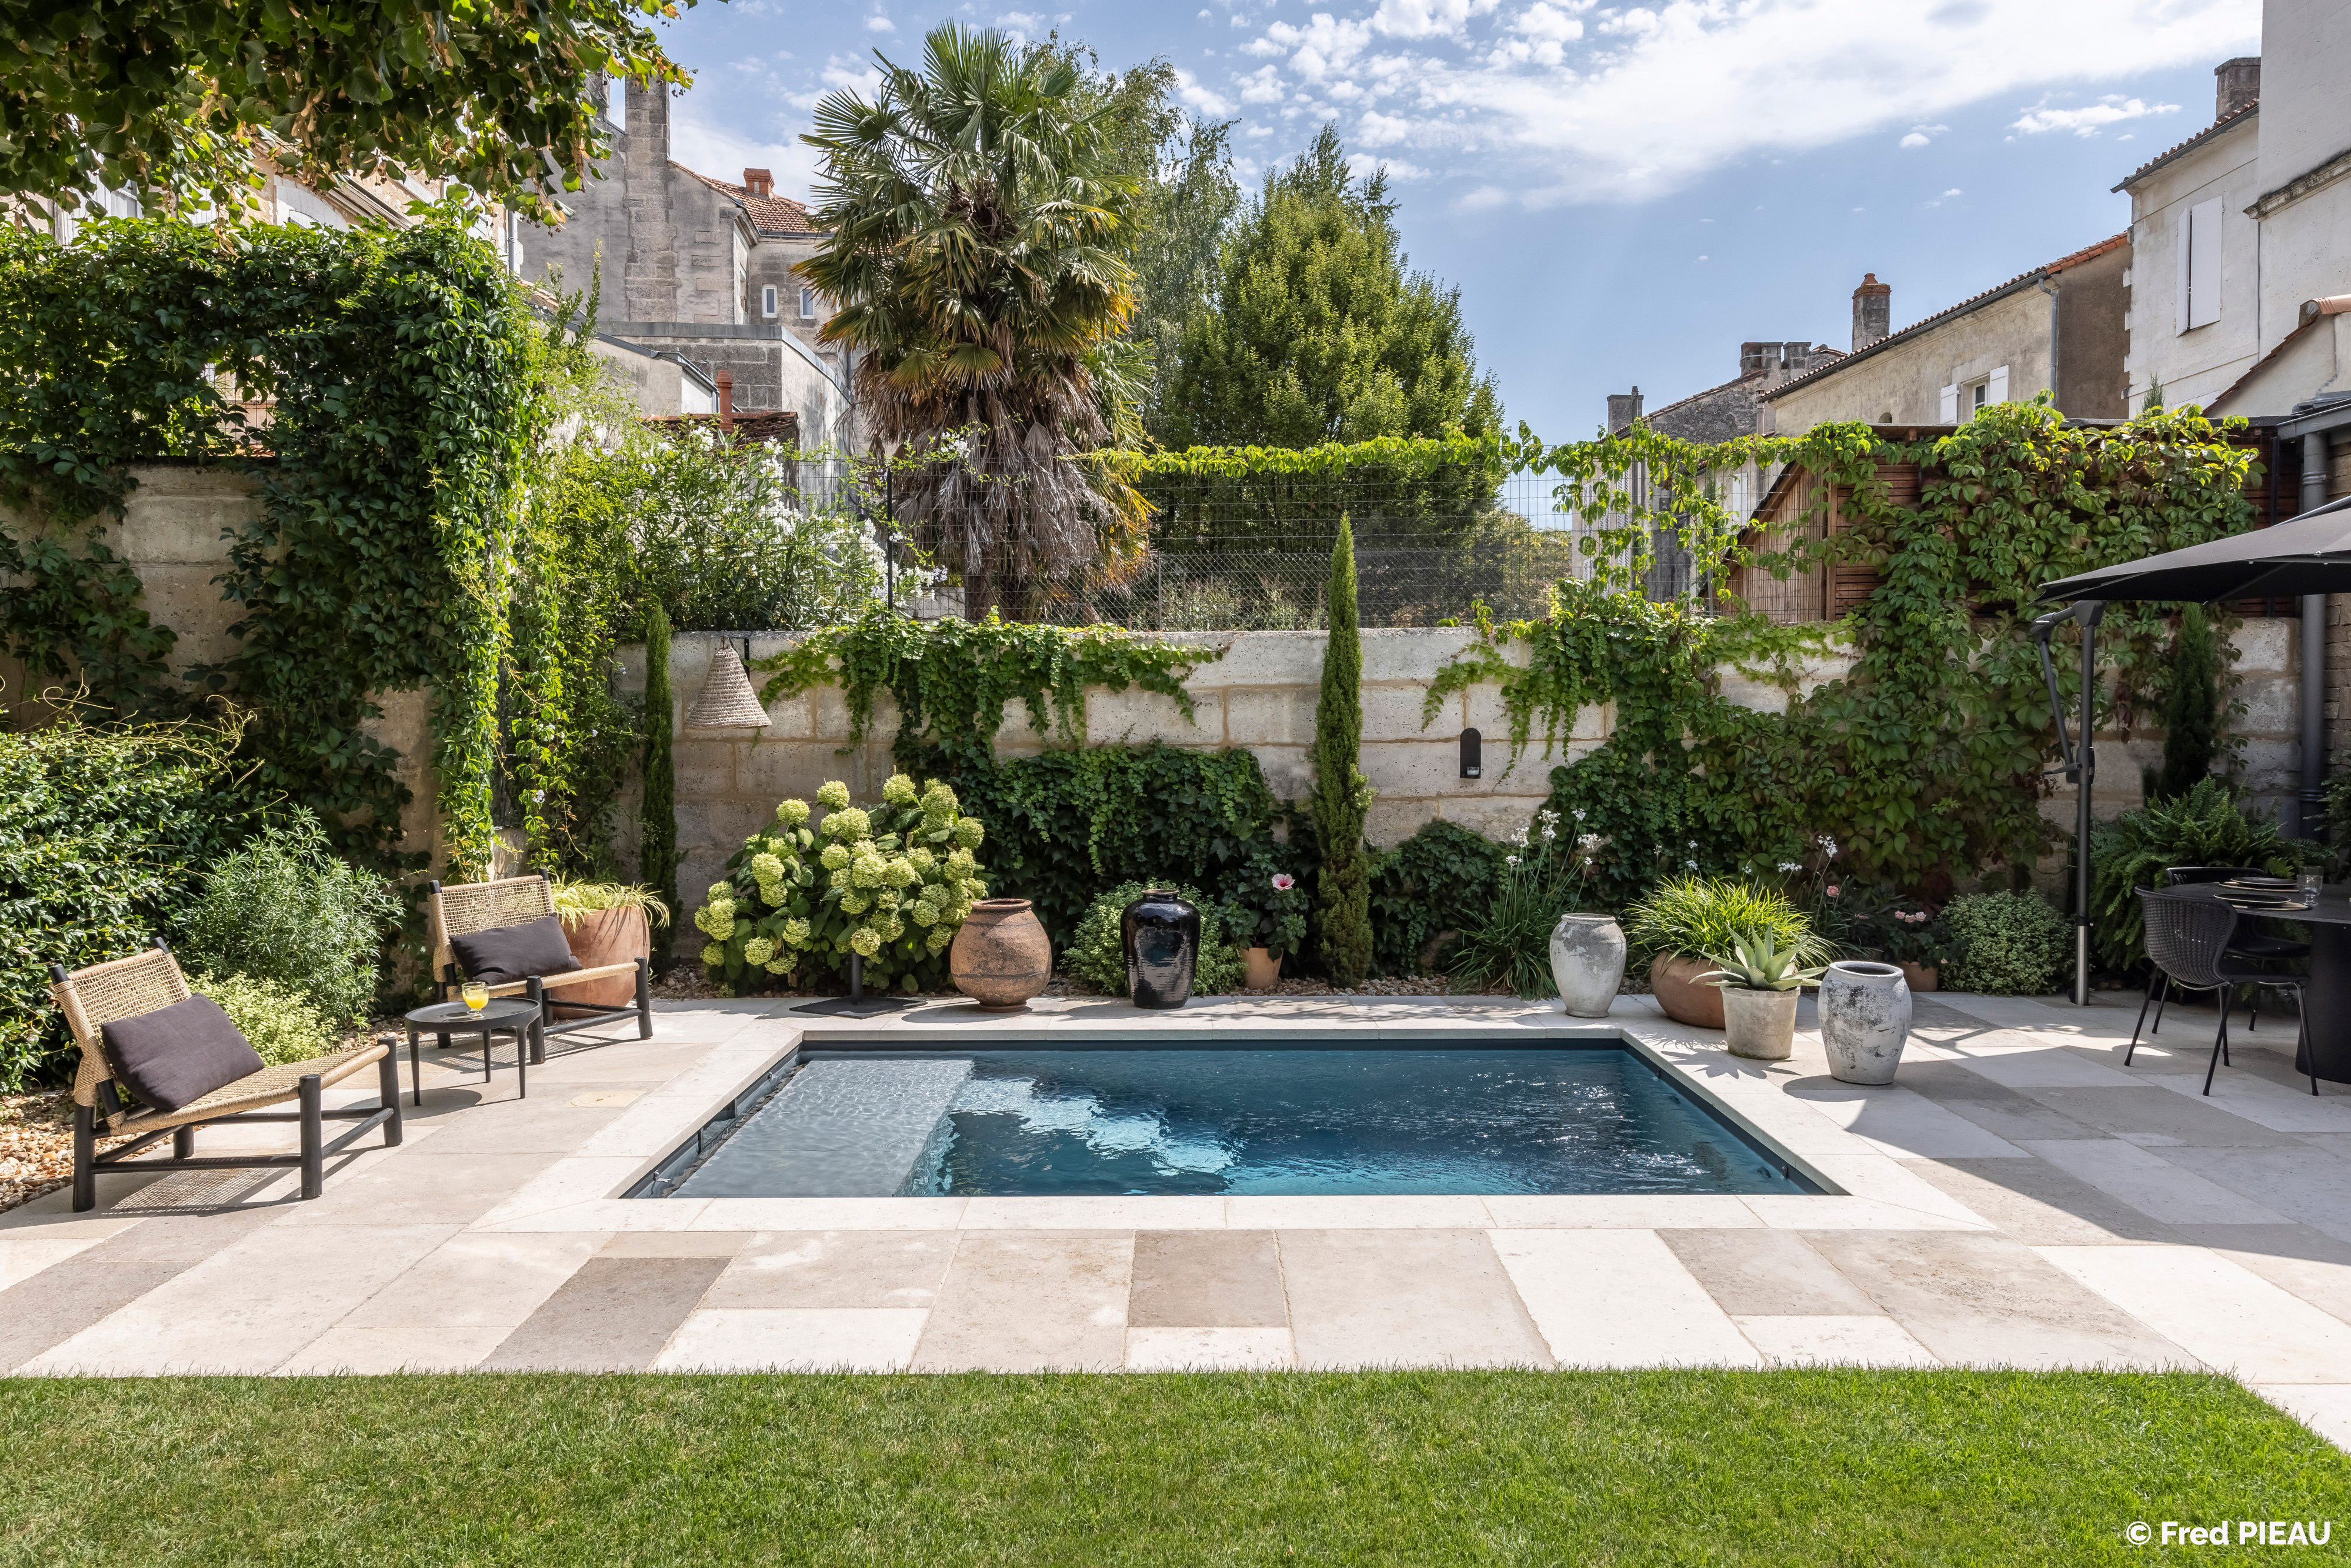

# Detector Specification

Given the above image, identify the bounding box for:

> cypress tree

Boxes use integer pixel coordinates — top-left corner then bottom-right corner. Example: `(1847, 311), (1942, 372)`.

(2154, 603), (2221, 801)
(1312, 518), (1373, 984)
(640, 603), (680, 970)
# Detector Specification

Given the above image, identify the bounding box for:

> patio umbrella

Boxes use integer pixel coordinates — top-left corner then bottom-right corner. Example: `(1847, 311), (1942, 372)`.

(2033, 492), (2351, 1005)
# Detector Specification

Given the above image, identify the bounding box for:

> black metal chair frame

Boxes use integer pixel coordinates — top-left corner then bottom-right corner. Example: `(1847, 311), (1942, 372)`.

(2134, 865), (2309, 1045)
(2130, 888), (2316, 1096)
(426, 878), (654, 1065)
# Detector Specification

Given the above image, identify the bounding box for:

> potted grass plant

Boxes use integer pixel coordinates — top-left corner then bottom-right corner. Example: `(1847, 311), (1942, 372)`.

(1700, 933), (1827, 1060)
(551, 879), (672, 1006)
(1626, 876), (1833, 1029)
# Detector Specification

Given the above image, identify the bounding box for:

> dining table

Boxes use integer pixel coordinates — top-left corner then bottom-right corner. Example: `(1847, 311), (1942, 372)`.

(2159, 882), (2351, 1088)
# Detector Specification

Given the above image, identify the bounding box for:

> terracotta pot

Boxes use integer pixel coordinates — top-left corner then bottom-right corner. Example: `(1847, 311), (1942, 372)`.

(1898, 961), (1939, 993)
(560, 905), (649, 1007)
(1720, 986), (1799, 1060)
(1244, 947), (1282, 990)
(951, 899), (1053, 1011)
(1650, 953), (1726, 1029)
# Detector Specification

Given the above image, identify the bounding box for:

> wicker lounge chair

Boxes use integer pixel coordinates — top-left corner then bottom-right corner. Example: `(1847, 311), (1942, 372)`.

(427, 875), (652, 1061)
(48, 940), (401, 1212)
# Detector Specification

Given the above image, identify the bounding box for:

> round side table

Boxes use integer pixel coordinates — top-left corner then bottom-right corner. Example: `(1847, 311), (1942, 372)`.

(403, 999), (542, 1105)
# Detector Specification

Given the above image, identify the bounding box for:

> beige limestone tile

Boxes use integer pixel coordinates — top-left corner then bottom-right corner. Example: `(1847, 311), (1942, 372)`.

(1660, 1229), (1880, 1316)
(690, 1197), (968, 1230)
(2017, 1140), (2289, 1227)
(1492, 1229), (1762, 1369)
(0, 1206), (280, 1372)
(276, 1151), (563, 1228)
(570, 1090), (645, 1108)
(1886, 1062), (2103, 1143)
(1225, 1195), (1495, 1230)
(1800, 1155), (1997, 1223)
(1731, 1315), (1940, 1368)
(705, 1230), (958, 1309)
(321, 1232), (606, 1336)
(1128, 1230), (1287, 1328)
(599, 1231), (753, 1258)
(0, 1207), (145, 1239)
(1125, 1326), (1297, 1370)
(2253, 1384), (2351, 1452)
(958, 1196), (1229, 1230)
(274, 1323), (512, 1374)
(2037, 1244), (2351, 1384)
(1739, 1196), (1989, 1230)
(912, 1231), (1134, 1372)
(1475, 1195), (1762, 1229)
(2170, 1224), (2351, 1328)
(1782, 1085), (2027, 1159)
(1949, 1050), (2146, 1091)
(1802, 1229), (2197, 1370)
(653, 1307), (929, 1372)
(0, 1236), (106, 1292)
(1280, 1229), (1552, 1370)
(21, 1223), (459, 1376)
(2153, 1146), (2351, 1246)
(477, 1199), (711, 1232)
(1899, 1157), (2183, 1245)
(481, 1255), (731, 1372)
(472, 1157), (648, 1225)
(2030, 1087), (2302, 1149)
(2141, 1070), (2351, 1133)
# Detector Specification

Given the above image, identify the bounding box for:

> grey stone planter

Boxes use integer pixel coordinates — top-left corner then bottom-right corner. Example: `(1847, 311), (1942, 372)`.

(1720, 986), (1799, 1060)
(1821, 960), (1912, 1084)
(1549, 914), (1626, 1018)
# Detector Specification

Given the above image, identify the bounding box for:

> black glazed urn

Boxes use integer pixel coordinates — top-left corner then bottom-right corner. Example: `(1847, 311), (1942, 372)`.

(1121, 889), (1200, 1009)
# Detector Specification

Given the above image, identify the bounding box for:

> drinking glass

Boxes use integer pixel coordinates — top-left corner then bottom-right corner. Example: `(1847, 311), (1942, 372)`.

(462, 981), (489, 1012)
(2300, 868), (2325, 907)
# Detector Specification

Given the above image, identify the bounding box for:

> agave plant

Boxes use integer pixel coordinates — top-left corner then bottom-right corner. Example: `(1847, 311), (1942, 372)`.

(1699, 932), (1827, 993)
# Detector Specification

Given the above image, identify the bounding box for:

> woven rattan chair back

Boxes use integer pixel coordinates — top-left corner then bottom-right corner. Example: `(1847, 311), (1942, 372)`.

(49, 942), (191, 1108)
(2166, 866), (2270, 887)
(2139, 889), (2239, 992)
(429, 876), (557, 976)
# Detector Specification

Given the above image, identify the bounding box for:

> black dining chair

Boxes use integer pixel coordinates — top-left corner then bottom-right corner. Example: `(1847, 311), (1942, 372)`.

(2133, 888), (2313, 1096)
(2135, 865), (2311, 1040)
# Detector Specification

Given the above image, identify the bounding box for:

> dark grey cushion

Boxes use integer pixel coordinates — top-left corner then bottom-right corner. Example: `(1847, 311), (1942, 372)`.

(449, 915), (582, 987)
(99, 995), (266, 1113)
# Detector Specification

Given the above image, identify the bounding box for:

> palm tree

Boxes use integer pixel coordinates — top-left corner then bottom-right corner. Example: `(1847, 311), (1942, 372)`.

(797, 24), (1145, 619)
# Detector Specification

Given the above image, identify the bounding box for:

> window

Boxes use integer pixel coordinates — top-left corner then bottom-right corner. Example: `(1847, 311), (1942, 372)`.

(1942, 366), (2008, 422)
(798, 287), (817, 321)
(761, 285), (778, 318)
(1972, 382), (1988, 413)
(2176, 197), (2222, 333)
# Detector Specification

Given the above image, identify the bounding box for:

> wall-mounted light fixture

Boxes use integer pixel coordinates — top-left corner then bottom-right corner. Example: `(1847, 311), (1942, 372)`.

(685, 638), (769, 729)
(1460, 727), (1482, 780)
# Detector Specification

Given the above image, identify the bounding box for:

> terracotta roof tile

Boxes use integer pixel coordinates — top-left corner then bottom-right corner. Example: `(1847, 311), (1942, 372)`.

(2112, 100), (2258, 191)
(673, 163), (822, 236)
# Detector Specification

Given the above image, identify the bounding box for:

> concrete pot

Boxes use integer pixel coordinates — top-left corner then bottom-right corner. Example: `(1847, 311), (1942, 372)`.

(1822, 960), (1913, 1085)
(559, 905), (649, 1007)
(1243, 948), (1282, 990)
(1650, 954), (1726, 1029)
(1720, 986), (1799, 1060)
(950, 899), (1053, 1011)
(1898, 961), (1939, 993)
(1549, 914), (1626, 1018)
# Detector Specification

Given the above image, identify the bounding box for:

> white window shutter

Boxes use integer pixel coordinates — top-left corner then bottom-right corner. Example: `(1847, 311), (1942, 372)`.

(2175, 207), (2193, 335)
(1939, 383), (1959, 422)
(1987, 365), (2009, 405)
(2188, 198), (2223, 328)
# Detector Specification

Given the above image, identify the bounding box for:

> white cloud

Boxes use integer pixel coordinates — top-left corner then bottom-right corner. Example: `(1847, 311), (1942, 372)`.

(865, 14), (896, 31)
(669, 112), (823, 203)
(1205, 0), (2254, 205)
(1943, 187), (1963, 196)
(2009, 94), (2179, 136)
(1176, 68), (1236, 116)
(995, 9), (1043, 29)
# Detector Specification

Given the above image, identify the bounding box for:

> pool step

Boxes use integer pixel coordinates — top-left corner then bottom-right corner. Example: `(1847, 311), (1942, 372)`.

(675, 1057), (973, 1197)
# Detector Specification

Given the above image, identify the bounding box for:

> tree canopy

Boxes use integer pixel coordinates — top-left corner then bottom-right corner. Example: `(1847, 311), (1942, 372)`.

(1156, 125), (1502, 450)
(0, 0), (691, 221)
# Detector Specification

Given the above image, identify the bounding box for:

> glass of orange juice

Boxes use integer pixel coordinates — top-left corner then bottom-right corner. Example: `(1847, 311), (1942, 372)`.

(461, 982), (489, 1012)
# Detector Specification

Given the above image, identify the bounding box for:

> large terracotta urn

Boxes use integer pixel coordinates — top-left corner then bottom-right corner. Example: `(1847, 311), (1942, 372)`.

(950, 899), (1053, 1011)
(1650, 953), (1726, 1029)
(560, 905), (651, 1006)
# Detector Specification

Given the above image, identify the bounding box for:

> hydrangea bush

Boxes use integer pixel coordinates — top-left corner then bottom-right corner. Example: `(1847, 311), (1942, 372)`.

(691, 775), (987, 995)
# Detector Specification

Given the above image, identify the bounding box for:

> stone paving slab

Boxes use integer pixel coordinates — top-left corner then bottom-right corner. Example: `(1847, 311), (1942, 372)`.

(9, 992), (2351, 1449)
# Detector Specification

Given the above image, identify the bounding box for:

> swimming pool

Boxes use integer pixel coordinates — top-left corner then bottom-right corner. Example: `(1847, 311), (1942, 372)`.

(641, 1041), (1823, 1199)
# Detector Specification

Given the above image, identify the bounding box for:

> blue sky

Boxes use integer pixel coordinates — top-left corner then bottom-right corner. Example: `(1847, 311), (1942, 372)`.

(655, 0), (2262, 440)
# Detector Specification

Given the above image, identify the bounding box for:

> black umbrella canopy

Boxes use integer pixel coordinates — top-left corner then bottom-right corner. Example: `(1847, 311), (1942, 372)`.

(2039, 495), (2351, 603)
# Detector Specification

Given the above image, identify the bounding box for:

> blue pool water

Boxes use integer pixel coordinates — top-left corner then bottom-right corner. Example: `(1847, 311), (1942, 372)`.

(672, 1045), (1810, 1198)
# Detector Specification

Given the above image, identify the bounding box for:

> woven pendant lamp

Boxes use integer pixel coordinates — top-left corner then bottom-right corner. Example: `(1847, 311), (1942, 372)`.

(685, 642), (768, 729)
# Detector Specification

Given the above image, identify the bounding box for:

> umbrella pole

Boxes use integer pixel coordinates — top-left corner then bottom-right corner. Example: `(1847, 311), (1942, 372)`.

(2073, 603), (2102, 1006)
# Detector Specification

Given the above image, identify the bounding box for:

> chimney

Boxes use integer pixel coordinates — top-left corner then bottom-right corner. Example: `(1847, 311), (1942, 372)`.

(1851, 273), (1891, 351)
(716, 368), (734, 432)
(1606, 386), (1644, 432)
(743, 168), (773, 199)
(2215, 57), (2260, 121)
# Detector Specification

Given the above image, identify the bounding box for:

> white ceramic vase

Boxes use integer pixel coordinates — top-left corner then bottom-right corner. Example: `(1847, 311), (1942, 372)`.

(1820, 960), (1912, 1085)
(1720, 986), (1799, 1060)
(1549, 913), (1626, 1018)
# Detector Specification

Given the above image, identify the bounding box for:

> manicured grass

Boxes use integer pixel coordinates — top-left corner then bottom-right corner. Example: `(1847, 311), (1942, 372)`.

(2, 1370), (2345, 1565)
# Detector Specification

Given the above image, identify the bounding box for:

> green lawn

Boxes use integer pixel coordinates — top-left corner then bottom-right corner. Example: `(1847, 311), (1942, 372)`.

(3, 1371), (2345, 1565)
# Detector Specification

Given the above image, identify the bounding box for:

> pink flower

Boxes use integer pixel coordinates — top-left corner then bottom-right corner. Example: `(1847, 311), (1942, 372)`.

(1270, 873), (1296, 892)
(1826, 885), (1840, 898)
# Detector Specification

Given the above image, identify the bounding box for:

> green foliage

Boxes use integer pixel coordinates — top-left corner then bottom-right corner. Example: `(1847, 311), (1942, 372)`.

(1369, 820), (1507, 976)
(0, 528), (179, 718)
(1311, 521), (1372, 985)
(1159, 125), (1502, 452)
(1944, 892), (2073, 996)
(0, 708), (264, 1089)
(2153, 605), (2225, 801)
(1624, 878), (1829, 969)
(1066, 881), (1246, 997)
(639, 603), (679, 968)
(1855, 896), (1952, 968)
(0, 215), (548, 878)
(550, 879), (672, 926)
(2087, 779), (2307, 971)
(190, 973), (341, 1067)
(692, 776), (988, 996)
(1700, 933), (1828, 993)
(908, 742), (1286, 951)
(1448, 860), (1571, 1000)
(174, 813), (401, 1026)
(1222, 852), (1310, 961)
(0, 0), (689, 222)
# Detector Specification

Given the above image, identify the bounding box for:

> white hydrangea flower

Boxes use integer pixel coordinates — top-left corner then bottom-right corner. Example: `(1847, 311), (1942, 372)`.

(816, 780), (851, 810)
(849, 926), (882, 958)
(775, 798), (811, 828)
(741, 937), (775, 966)
(882, 773), (918, 805)
(819, 842), (851, 871)
(701, 942), (725, 967)
(782, 918), (811, 946)
(750, 852), (784, 882)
